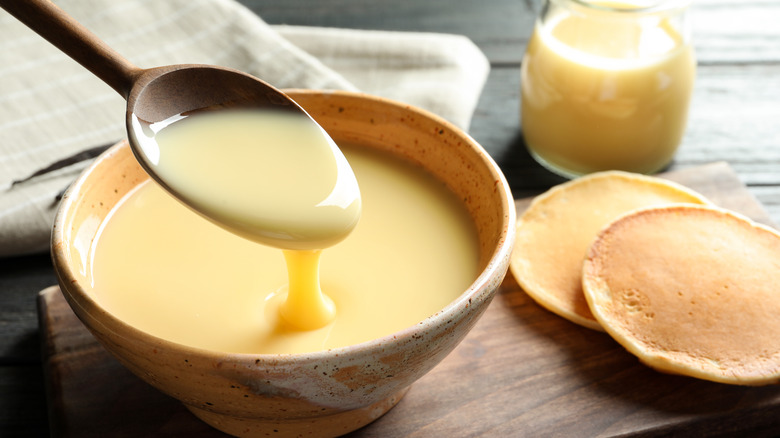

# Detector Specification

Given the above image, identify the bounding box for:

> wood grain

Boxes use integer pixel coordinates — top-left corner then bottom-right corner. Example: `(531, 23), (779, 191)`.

(38, 162), (780, 438)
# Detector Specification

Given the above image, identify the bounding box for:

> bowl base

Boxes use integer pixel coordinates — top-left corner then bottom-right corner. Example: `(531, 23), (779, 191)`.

(186, 387), (409, 438)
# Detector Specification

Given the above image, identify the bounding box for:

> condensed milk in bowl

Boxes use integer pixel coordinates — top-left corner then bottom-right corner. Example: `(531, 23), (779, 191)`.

(51, 90), (516, 437)
(521, 0), (695, 177)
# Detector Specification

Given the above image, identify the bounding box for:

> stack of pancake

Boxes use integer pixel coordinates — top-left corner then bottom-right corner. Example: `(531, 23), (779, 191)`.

(510, 171), (780, 386)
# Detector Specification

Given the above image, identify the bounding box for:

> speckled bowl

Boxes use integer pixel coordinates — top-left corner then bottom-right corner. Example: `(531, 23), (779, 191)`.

(51, 90), (515, 437)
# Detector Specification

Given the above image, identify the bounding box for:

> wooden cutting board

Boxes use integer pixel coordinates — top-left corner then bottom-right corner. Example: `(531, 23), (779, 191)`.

(38, 162), (780, 437)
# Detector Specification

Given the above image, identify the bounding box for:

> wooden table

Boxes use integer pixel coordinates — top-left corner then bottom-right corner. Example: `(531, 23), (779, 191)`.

(2, 0), (779, 436)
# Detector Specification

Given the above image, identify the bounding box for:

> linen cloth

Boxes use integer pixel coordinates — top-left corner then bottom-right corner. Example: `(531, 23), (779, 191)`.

(0, 0), (489, 257)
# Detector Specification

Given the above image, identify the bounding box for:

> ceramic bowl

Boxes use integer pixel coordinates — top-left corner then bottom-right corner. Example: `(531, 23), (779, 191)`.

(51, 90), (515, 437)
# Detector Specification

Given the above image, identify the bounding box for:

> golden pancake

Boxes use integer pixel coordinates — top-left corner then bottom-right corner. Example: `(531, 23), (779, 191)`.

(583, 205), (780, 385)
(510, 171), (709, 330)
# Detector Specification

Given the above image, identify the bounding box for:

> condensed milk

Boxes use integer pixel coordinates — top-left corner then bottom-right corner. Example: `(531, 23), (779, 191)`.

(521, 0), (695, 177)
(87, 144), (480, 354)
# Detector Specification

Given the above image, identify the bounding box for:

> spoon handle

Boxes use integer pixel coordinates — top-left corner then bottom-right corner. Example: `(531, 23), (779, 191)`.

(0, 0), (140, 99)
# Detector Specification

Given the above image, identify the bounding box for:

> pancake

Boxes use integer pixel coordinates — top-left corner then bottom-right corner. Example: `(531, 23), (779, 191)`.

(583, 205), (780, 385)
(510, 171), (709, 330)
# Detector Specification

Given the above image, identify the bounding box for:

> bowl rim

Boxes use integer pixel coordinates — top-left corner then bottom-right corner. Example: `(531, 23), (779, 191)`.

(51, 89), (516, 364)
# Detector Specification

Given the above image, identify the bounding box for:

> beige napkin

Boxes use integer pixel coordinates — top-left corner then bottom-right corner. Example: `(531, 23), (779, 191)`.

(0, 0), (489, 257)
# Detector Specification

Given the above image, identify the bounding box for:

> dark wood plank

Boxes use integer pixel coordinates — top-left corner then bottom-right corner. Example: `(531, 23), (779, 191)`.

(0, 366), (49, 438)
(38, 163), (780, 437)
(678, 64), (780, 186)
(0, 253), (54, 437)
(0, 253), (58, 359)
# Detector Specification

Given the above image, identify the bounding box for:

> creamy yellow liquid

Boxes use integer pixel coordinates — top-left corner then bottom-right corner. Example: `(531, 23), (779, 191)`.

(87, 145), (480, 354)
(521, 1), (696, 176)
(130, 109), (361, 251)
(130, 109), (363, 329)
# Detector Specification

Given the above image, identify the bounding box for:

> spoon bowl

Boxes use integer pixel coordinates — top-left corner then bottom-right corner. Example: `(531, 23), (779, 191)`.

(0, 0), (360, 249)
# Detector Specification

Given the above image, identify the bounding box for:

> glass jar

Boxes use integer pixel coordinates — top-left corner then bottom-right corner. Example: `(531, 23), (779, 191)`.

(520, 0), (695, 177)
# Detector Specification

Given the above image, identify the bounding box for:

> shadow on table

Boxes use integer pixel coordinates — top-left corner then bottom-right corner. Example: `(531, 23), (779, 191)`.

(500, 240), (780, 437)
